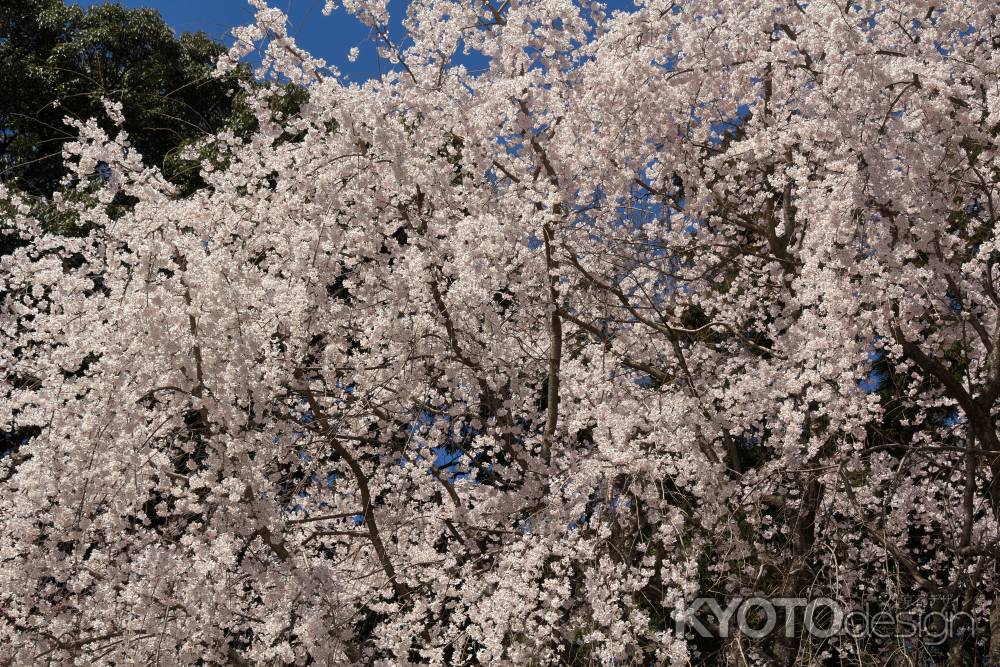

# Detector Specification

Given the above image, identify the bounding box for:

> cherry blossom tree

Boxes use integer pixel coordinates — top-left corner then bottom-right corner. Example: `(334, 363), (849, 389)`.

(1, 0), (999, 664)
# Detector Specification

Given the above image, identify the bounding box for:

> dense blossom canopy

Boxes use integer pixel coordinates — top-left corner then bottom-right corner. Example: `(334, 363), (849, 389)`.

(1, 0), (999, 664)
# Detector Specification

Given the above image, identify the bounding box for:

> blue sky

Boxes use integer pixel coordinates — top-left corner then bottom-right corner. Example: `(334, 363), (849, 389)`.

(72, 0), (639, 82)
(71, 0), (396, 82)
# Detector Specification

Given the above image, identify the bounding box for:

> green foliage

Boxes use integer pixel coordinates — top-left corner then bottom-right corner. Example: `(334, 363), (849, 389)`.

(162, 82), (310, 196)
(0, 0), (250, 198)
